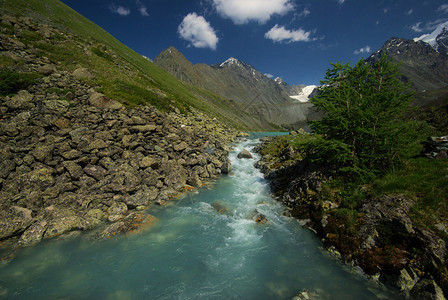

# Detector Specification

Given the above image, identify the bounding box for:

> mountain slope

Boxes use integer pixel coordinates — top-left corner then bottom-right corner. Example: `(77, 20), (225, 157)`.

(1, 0), (266, 131)
(154, 47), (315, 129)
(368, 25), (448, 108)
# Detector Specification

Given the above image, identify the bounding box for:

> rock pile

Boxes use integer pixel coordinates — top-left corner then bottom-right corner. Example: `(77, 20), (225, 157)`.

(0, 15), (238, 249)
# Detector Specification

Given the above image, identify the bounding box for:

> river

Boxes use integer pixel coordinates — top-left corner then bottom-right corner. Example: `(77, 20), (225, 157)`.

(0, 134), (401, 299)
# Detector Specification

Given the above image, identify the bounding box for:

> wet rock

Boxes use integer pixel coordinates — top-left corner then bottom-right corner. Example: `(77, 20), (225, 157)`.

(18, 220), (48, 247)
(220, 158), (231, 174)
(43, 208), (88, 239)
(124, 188), (159, 208)
(212, 201), (229, 215)
(251, 210), (269, 224)
(237, 149), (253, 159)
(107, 202), (128, 222)
(0, 206), (33, 240)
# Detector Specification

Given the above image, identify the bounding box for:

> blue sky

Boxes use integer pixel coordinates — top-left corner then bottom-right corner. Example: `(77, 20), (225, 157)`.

(60, 0), (448, 86)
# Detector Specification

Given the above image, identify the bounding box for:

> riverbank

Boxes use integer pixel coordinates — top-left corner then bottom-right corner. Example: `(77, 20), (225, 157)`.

(255, 132), (448, 299)
(0, 32), (241, 257)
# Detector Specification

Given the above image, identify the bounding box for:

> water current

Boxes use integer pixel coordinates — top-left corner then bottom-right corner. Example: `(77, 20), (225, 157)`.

(0, 133), (401, 299)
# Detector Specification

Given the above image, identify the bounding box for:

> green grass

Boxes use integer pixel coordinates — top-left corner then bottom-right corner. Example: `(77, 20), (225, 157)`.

(372, 158), (448, 232)
(1, 0), (262, 130)
(0, 69), (42, 96)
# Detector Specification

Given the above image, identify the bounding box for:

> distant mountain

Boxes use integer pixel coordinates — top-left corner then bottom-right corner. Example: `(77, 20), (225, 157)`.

(368, 25), (448, 106)
(154, 47), (315, 129)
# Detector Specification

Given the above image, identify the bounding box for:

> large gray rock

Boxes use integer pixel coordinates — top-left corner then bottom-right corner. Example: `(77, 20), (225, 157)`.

(88, 92), (124, 110)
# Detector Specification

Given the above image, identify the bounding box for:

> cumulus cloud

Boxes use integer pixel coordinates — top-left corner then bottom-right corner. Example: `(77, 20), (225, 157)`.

(437, 4), (448, 13)
(265, 24), (316, 43)
(264, 73), (274, 78)
(213, 0), (294, 24)
(354, 45), (371, 55)
(178, 13), (219, 50)
(109, 4), (130, 16)
(136, 0), (149, 16)
(406, 9), (413, 15)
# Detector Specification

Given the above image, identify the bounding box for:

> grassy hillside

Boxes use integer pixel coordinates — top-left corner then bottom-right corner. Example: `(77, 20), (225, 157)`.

(1, 0), (263, 131)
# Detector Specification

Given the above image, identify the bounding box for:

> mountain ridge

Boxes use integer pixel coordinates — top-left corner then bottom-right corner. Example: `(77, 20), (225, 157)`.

(154, 47), (316, 130)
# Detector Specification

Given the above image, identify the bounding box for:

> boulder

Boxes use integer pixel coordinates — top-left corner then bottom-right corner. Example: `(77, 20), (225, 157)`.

(212, 201), (229, 215)
(237, 149), (253, 159)
(72, 68), (94, 79)
(88, 92), (124, 110)
(0, 206), (33, 240)
(18, 220), (48, 247)
(251, 210), (269, 224)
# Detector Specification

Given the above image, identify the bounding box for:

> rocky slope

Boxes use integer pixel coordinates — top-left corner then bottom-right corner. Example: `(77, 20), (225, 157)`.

(255, 134), (448, 299)
(154, 47), (314, 129)
(368, 25), (448, 108)
(0, 14), (239, 257)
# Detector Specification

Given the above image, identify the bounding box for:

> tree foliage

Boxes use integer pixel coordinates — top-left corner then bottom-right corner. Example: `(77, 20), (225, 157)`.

(307, 56), (416, 181)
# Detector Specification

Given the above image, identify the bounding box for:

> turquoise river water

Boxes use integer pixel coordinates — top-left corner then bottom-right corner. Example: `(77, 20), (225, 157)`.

(0, 133), (402, 299)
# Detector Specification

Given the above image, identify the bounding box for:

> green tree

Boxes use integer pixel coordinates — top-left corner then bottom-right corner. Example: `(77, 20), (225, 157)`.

(306, 56), (416, 181)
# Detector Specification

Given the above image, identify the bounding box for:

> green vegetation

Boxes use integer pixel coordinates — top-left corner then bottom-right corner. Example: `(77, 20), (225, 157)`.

(307, 56), (419, 181)
(373, 158), (448, 234)
(1, 0), (260, 130)
(0, 69), (41, 96)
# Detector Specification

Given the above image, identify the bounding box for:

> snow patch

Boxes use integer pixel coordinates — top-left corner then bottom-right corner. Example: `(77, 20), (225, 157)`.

(414, 21), (448, 50)
(290, 85), (317, 103)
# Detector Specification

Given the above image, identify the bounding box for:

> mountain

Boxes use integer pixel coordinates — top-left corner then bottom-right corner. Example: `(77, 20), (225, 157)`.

(154, 47), (315, 129)
(368, 25), (448, 107)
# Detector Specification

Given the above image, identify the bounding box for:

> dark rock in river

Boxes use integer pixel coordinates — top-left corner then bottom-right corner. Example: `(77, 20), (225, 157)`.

(237, 149), (253, 159)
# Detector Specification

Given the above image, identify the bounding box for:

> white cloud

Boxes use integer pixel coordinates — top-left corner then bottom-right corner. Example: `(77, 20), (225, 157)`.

(264, 73), (274, 78)
(213, 0), (294, 24)
(178, 13), (219, 50)
(411, 19), (448, 33)
(299, 7), (311, 17)
(136, 0), (149, 16)
(337, 0), (345, 4)
(354, 45), (371, 55)
(383, 8), (390, 14)
(437, 4), (448, 13)
(406, 9), (413, 15)
(411, 22), (424, 32)
(109, 4), (130, 16)
(265, 24), (316, 43)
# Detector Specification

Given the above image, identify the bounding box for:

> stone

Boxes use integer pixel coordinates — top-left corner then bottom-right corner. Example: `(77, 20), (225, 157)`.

(88, 92), (124, 110)
(44, 210), (88, 239)
(173, 141), (188, 152)
(124, 188), (159, 208)
(0, 206), (33, 240)
(397, 268), (419, 297)
(130, 124), (156, 133)
(37, 64), (56, 75)
(251, 210), (269, 224)
(0, 159), (16, 179)
(18, 220), (48, 247)
(72, 68), (94, 79)
(83, 164), (107, 181)
(140, 156), (158, 169)
(62, 161), (84, 179)
(212, 201), (229, 215)
(220, 159), (231, 174)
(107, 202), (128, 222)
(6, 90), (34, 110)
(237, 149), (253, 159)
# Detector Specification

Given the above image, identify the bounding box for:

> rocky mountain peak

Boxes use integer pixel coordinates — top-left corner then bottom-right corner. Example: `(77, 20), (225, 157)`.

(436, 27), (448, 55)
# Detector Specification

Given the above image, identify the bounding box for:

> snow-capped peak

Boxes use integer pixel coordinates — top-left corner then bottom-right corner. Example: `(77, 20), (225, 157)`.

(414, 21), (448, 50)
(220, 57), (241, 67)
